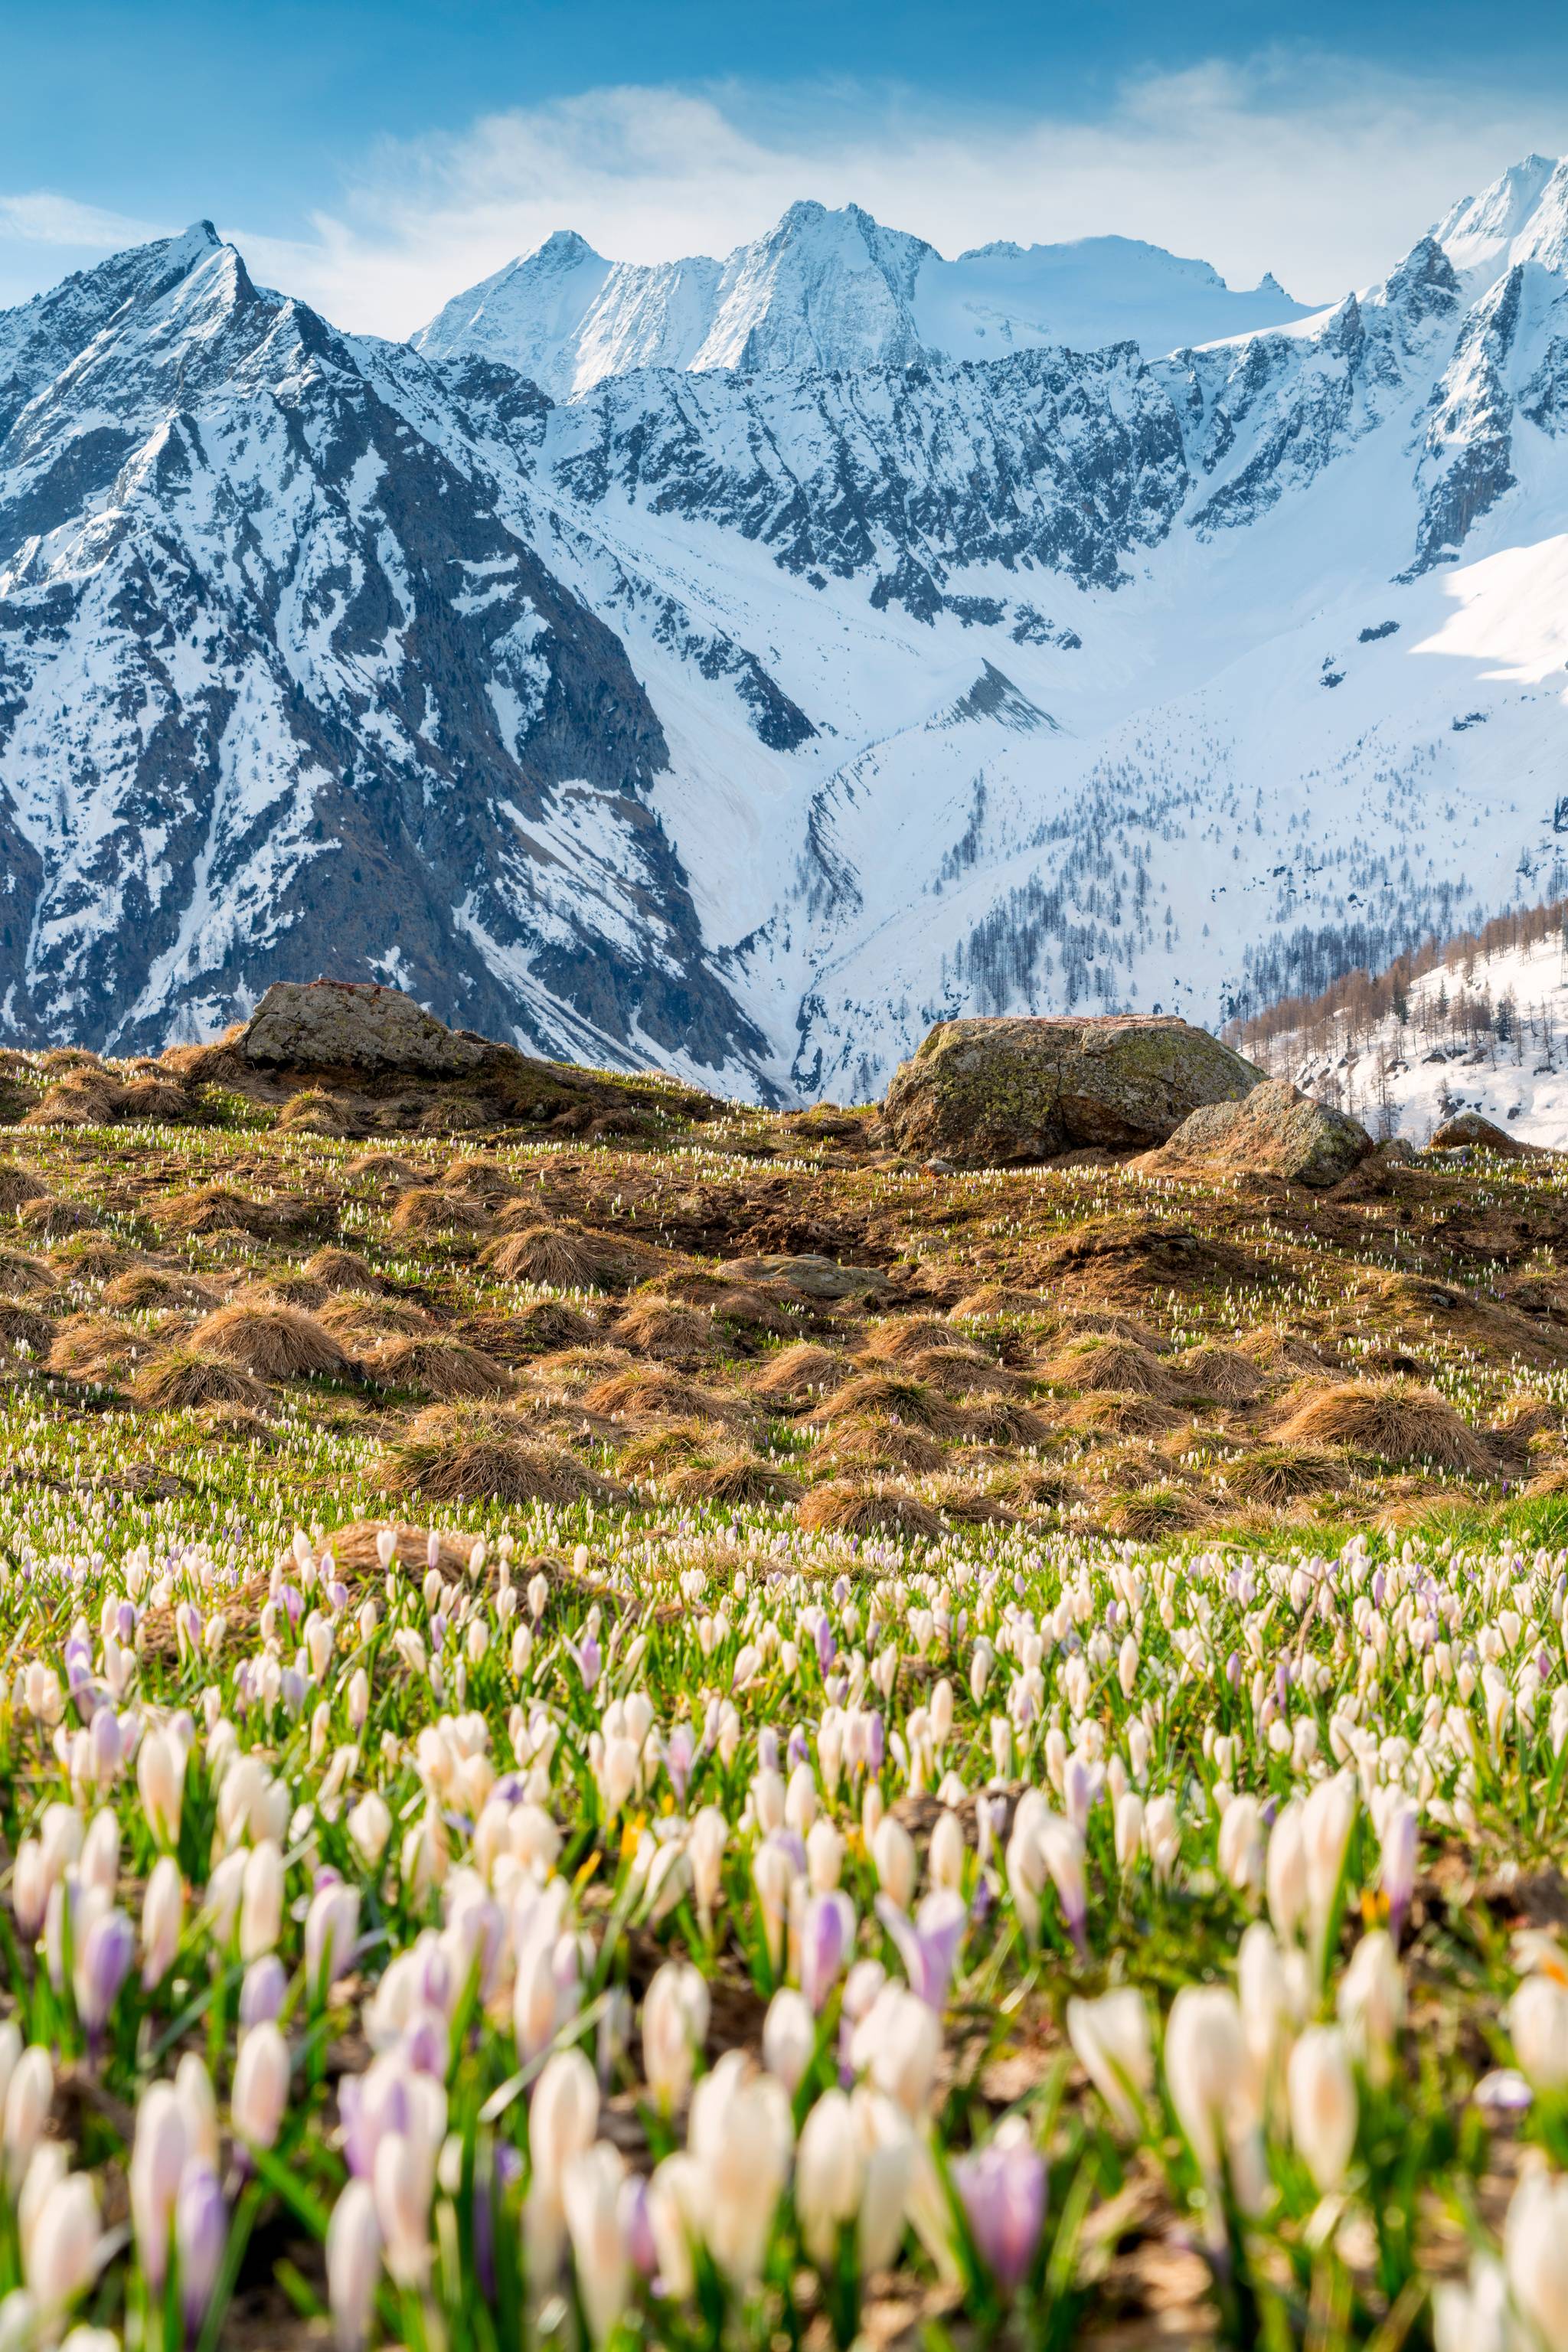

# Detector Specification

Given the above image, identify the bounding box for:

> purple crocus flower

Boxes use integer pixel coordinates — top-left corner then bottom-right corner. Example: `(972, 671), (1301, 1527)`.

(799, 1890), (856, 2011)
(90, 1704), (122, 1780)
(177, 2163), (227, 2334)
(787, 1724), (810, 1772)
(240, 1954), (288, 2028)
(76, 1905), (134, 2049)
(572, 1631), (601, 1691)
(877, 1888), (967, 2011)
(662, 1723), (695, 1805)
(1225, 1651), (1242, 1690)
(815, 1616), (837, 1674)
(952, 2122), (1047, 2296)
(757, 1725), (780, 1773)
(621, 2173), (658, 2278)
(866, 1711), (885, 1775)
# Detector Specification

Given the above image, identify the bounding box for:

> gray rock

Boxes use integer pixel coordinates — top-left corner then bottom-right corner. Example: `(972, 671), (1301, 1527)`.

(882, 1015), (1264, 1168)
(237, 982), (494, 1077)
(731, 1253), (897, 1301)
(1138, 1077), (1373, 1187)
(1427, 1109), (1549, 1159)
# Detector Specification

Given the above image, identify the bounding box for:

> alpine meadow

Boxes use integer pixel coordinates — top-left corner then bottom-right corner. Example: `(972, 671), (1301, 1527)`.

(7, 21), (1568, 2350)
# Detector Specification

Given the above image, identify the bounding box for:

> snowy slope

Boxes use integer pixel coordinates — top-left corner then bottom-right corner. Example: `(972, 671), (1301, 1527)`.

(1256, 922), (1568, 1148)
(6, 158), (1568, 1098)
(412, 201), (1312, 396)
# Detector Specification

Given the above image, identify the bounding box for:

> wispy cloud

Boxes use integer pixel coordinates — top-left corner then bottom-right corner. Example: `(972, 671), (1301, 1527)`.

(0, 191), (168, 249)
(230, 55), (1560, 336)
(4, 56), (1560, 336)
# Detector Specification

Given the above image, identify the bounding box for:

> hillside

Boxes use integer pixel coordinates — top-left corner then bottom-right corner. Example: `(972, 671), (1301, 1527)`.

(1236, 897), (1568, 1146)
(4, 1006), (1568, 2348)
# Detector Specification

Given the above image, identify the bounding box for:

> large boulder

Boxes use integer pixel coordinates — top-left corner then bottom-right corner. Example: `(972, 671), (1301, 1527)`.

(1136, 1078), (1373, 1188)
(237, 982), (493, 1078)
(1427, 1109), (1549, 1160)
(882, 1015), (1264, 1168)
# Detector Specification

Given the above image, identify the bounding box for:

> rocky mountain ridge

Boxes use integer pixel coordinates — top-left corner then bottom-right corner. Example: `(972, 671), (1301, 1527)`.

(4, 160), (1568, 1101)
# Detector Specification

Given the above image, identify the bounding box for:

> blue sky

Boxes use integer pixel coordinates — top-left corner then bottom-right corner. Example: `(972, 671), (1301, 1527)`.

(3, 1), (1568, 329)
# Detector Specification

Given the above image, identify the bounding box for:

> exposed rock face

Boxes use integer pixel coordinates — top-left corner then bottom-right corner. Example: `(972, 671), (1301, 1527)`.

(1138, 1078), (1374, 1187)
(1428, 1109), (1550, 1157)
(882, 1016), (1263, 1167)
(238, 982), (493, 1078)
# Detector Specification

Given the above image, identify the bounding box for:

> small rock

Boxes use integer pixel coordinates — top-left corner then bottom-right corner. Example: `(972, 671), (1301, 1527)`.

(1428, 1110), (1550, 1159)
(730, 1253), (897, 1302)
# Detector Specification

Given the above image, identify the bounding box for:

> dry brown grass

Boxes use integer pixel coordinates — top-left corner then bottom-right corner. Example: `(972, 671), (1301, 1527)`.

(893, 1346), (1021, 1399)
(1177, 1344), (1269, 1404)
(318, 1295), (433, 1343)
(304, 1246), (385, 1294)
(812, 1370), (962, 1436)
(582, 1365), (746, 1427)
(816, 1419), (948, 1475)
(0, 1248), (54, 1295)
(51, 1236), (138, 1281)
(861, 1317), (972, 1364)
(482, 1224), (607, 1289)
(951, 1396), (1055, 1448)
(0, 1162), (49, 1214)
(949, 1286), (1055, 1321)
(345, 1153), (420, 1187)
(160, 1184), (266, 1236)
(46, 1316), (136, 1380)
(1272, 1379), (1494, 1473)
(1106, 1486), (1211, 1541)
(664, 1453), (802, 1505)
(134, 1350), (270, 1412)
(237, 1272), (329, 1309)
(388, 1187), (491, 1240)
(1227, 1445), (1351, 1506)
(442, 1155), (524, 1199)
(0, 1300), (54, 1354)
(103, 1266), (218, 1312)
(188, 1302), (355, 1383)
(368, 1336), (515, 1400)
(797, 1481), (943, 1541)
(651, 1271), (795, 1331)
(1045, 1335), (1175, 1397)
(615, 1420), (714, 1475)
(614, 1298), (724, 1367)
(18, 1196), (98, 1240)
(276, 1091), (351, 1136)
(1067, 1391), (1186, 1437)
(381, 1404), (619, 1506)
(749, 1341), (845, 1408)
(192, 1403), (277, 1446)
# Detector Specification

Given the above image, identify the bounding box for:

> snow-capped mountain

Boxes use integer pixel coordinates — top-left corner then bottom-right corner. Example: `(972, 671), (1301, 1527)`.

(413, 200), (1312, 399)
(6, 161), (1568, 1101)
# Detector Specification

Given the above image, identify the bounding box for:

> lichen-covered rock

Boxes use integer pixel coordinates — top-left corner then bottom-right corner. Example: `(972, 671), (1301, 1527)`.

(882, 1015), (1264, 1168)
(237, 982), (495, 1078)
(1427, 1109), (1548, 1158)
(1138, 1078), (1373, 1188)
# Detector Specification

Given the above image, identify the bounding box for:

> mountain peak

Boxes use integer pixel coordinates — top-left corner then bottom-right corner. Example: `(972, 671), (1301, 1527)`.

(414, 203), (1310, 393)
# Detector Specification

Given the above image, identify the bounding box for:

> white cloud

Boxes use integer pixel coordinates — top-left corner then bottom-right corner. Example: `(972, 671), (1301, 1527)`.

(2, 55), (1560, 337)
(229, 53), (1564, 337)
(0, 191), (168, 249)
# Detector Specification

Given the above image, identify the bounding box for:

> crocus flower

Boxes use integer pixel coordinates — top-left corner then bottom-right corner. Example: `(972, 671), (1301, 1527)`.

(952, 2118), (1047, 2296)
(877, 1888), (966, 2012)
